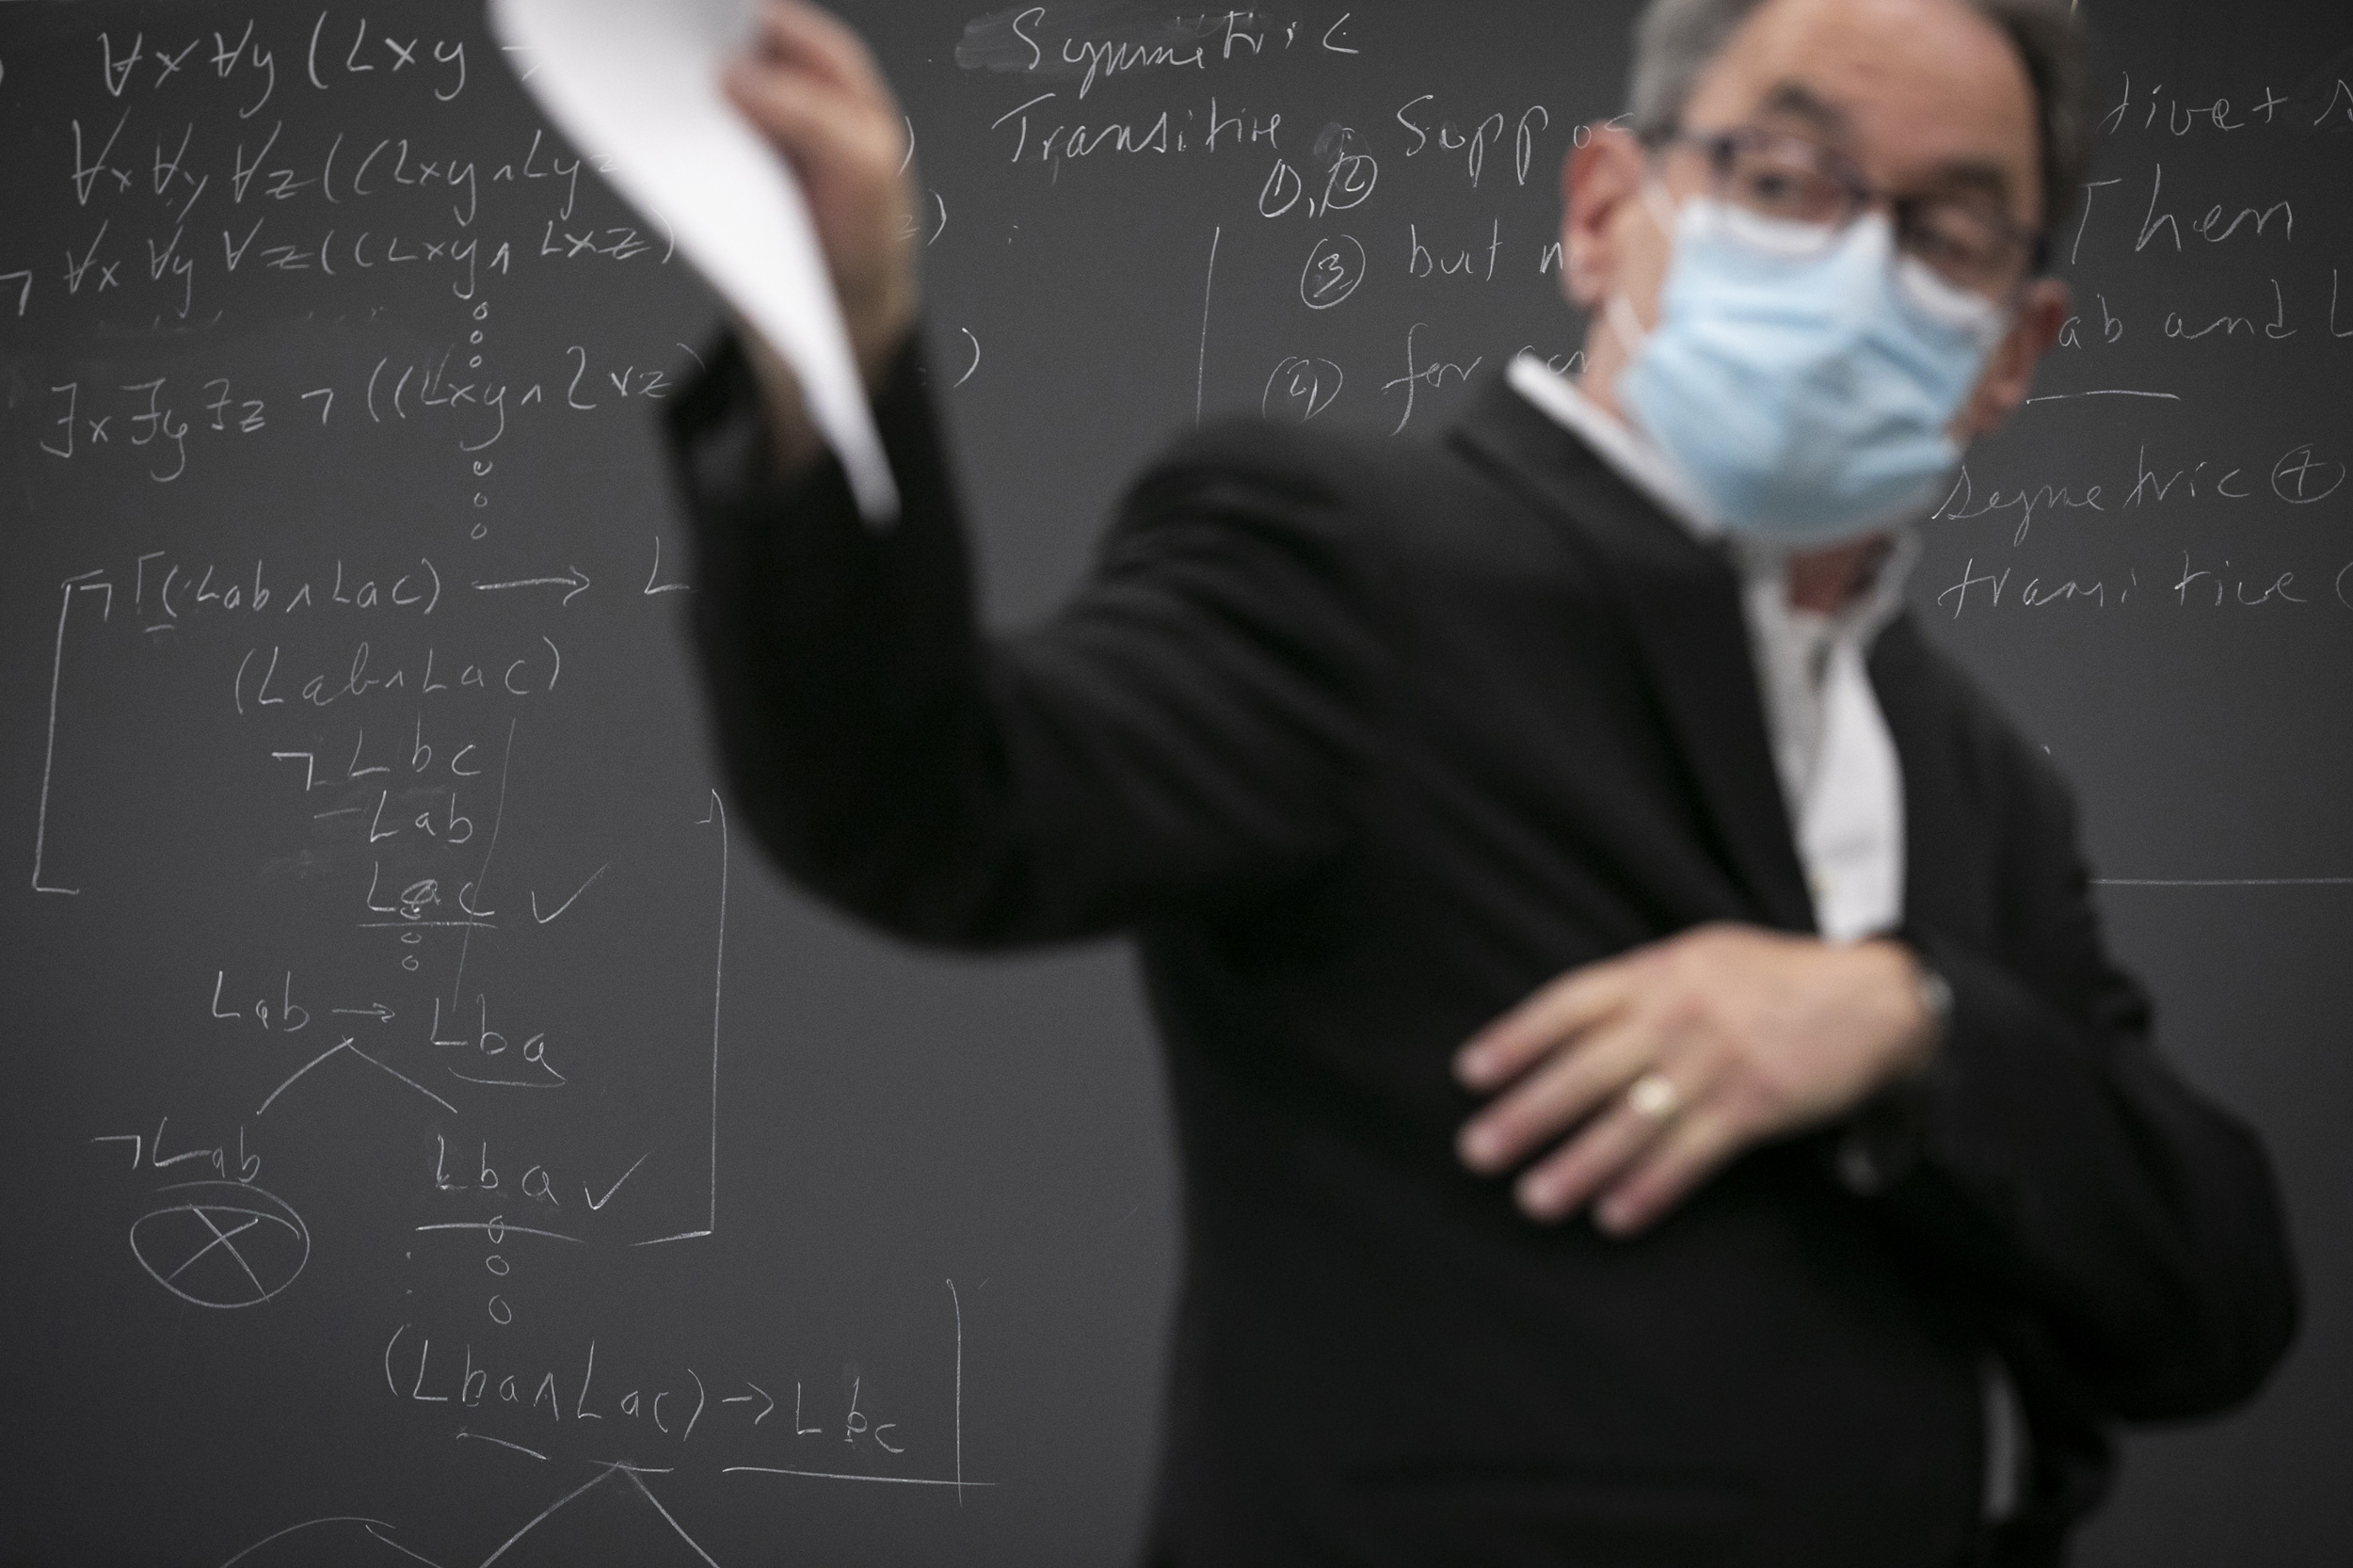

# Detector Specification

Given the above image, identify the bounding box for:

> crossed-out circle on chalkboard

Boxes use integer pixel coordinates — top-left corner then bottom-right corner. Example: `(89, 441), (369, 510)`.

(128, 1180), (311, 1309)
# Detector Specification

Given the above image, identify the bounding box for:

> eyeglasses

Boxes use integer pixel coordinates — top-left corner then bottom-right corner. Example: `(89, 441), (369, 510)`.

(1654, 125), (2047, 296)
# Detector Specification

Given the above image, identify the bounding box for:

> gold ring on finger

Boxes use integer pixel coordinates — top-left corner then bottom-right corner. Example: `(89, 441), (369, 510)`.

(1626, 1072), (1682, 1122)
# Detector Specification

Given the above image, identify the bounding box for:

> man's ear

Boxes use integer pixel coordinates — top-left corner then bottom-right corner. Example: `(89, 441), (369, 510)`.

(1561, 124), (1645, 310)
(1958, 276), (2069, 439)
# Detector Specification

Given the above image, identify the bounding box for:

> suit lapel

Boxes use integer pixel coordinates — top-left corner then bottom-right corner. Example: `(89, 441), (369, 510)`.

(1450, 375), (1817, 936)
(1868, 616), (1985, 943)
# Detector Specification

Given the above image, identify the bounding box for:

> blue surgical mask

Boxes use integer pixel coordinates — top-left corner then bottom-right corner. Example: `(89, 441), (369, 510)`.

(1612, 190), (2007, 546)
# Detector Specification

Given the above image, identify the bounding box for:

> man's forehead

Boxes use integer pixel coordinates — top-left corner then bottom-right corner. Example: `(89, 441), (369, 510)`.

(1684, 0), (2041, 209)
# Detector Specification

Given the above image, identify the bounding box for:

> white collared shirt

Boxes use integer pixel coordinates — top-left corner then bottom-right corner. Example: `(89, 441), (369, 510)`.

(1508, 355), (2029, 1523)
(1506, 353), (1910, 941)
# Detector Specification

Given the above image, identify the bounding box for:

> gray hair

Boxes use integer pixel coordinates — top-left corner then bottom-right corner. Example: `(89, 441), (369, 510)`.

(1625, 0), (2093, 248)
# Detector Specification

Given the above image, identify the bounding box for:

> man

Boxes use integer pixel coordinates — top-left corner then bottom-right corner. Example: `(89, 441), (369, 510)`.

(669, 0), (2297, 1561)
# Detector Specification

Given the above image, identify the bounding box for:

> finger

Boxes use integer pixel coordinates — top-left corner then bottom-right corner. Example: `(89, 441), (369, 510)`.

(1454, 956), (1643, 1091)
(1513, 1092), (1676, 1223)
(1593, 1103), (1745, 1237)
(751, 0), (894, 108)
(1458, 1014), (1655, 1175)
(724, 67), (891, 177)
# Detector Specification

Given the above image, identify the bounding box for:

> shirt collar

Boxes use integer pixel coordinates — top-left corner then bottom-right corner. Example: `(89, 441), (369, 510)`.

(1741, 527), (1918, 651)
(1505, 351), (1918, 633)
(1505, 353), (1721, 541)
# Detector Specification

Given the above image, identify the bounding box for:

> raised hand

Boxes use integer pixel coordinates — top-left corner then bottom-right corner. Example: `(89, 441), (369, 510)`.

(724, 1), (920, 398)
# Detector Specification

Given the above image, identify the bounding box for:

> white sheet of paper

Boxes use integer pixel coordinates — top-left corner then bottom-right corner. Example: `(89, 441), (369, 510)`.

(490, 0), (899, 524)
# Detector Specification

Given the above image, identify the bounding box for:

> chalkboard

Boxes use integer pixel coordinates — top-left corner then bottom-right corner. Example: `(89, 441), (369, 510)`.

(2, 1), (2345, 1561)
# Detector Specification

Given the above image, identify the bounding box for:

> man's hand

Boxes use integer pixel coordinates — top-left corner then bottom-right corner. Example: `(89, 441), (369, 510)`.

(723, 1), (920, 449)
(1453, 926), (1939, 1236)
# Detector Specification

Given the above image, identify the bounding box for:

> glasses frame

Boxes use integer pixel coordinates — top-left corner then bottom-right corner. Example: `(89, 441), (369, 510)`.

(1648, 125), (2052, 293)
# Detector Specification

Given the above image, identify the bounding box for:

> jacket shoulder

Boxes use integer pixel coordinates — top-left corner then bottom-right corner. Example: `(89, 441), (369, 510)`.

(1117, 411), (1565, 581)
(1132, 416), (1444, 517)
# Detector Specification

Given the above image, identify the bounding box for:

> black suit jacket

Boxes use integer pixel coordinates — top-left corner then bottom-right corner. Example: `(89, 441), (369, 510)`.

(665, 333), (2297, 1567)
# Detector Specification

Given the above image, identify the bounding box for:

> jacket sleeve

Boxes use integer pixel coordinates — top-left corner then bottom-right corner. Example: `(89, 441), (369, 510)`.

(663, 328), (1388, 947)
(1853, 741), (2299, 1424)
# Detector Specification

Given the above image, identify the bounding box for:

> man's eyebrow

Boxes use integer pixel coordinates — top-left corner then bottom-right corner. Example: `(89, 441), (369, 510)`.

(1752, 84), (2024, 211)
(1755, 81), (1849, 136)
(1917, 159), (2014, 204)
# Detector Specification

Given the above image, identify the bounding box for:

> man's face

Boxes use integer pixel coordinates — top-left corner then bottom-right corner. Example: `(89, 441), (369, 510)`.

(1564, 0), (2070, 442)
